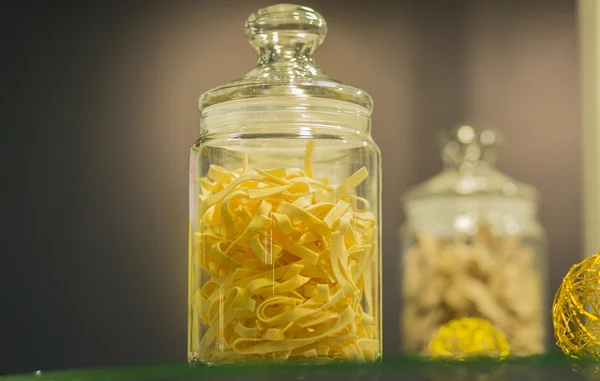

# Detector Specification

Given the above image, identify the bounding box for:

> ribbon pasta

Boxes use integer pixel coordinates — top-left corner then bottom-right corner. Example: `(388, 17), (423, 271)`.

(190, 141), (380, 363)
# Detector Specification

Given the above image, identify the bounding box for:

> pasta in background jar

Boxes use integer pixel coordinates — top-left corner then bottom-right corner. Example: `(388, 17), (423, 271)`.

(400, 125), (547, 357)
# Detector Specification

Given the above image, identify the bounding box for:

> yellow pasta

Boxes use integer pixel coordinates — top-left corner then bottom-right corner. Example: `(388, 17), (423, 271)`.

(190, 141), (379, 363)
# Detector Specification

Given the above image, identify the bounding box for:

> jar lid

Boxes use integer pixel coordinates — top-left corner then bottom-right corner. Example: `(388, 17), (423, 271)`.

(198, 4), (372, 115)
(403, 124), (539, 205)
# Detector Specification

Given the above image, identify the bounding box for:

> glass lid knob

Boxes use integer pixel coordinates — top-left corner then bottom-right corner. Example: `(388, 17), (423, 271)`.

(244, 4), (327, 63)
(439, 125), (502, 169)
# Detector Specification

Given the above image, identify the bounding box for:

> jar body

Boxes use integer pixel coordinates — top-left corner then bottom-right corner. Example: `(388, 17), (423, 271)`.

(188, 103), (382, 364)
(400, 195), (547, 357)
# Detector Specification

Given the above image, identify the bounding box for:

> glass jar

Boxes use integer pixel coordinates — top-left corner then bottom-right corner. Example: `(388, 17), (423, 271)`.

(400, 125), (547, 357)
(188, 4), (382, 365)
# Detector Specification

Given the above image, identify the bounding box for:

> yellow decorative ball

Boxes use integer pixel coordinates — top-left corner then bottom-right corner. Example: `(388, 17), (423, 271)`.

(428, 317), (511, 359)
(553, 252), (600, 360)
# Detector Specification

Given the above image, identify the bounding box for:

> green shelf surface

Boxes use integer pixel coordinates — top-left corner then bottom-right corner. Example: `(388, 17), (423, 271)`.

(5, 352), (600, 381)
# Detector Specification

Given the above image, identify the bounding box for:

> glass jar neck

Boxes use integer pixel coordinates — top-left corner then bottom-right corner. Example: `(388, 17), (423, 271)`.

(440, 137), (498, 175)
(444, 157), (495, 175)
(247, 46), (324, 82)
(257, 44), (316, 65)
(200, 97), (372, 137)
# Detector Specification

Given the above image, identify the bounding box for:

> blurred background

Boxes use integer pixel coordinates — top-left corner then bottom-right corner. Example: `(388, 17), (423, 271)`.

(3, 0), (580, 375)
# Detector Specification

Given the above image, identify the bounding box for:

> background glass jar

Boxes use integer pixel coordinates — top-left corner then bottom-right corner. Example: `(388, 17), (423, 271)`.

(188, 4), (382, 365)
(399, 125), (547, 357)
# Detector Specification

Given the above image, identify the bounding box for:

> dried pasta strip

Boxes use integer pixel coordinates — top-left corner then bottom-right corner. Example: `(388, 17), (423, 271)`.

(293, 194), (314, 208)
(208, 165), (235, 184)
(247, 275), (311, 297)
(305, 140), (316, 179)
(297, 231), (322, 245)
(232, 264), (299, 288)
(211, 242), (241, 268)
(249, 235), (282, 264)
(234, 322), (261, 338)
(305, 202), (336, 218)
(240, 259), (266, 270)
(343, 343), (364, 362)
(272, 213), (295, 235)
(232, 268), (261, 280)
(362, 254), (375, 316)
(199, 287), (248, 352)
(255, 289), (346, 327)
(359, 314), (375, 327)
(232, 305), (356, 354)
(330, 232), (358, 297)
(234, 308), (255, 319)
(315, 284), (329, 301)
(286, 168), (306, 178)
(357, 339), (379, 352)
(221, 189), (249, 237)
(323, 200), (351, 228)
(280, 263), (305, 282)
(327, 167), (368, 202)
(348, 248), (367, 263)
(276, 202), (330, 236)
(264, 328), (286, 341)
(200, 178), (215, 192)
(282, 237), (320, 265)
(344, 195), (370, 212)
(299, 265), (331, 281)
(226, 201), (272, 252)
(297, 310), (340, 328)
(247, 182), (310, 200)
(256, 168), (289, 184)
(210, 204), (222, 227)
(201, 175), (275, 211)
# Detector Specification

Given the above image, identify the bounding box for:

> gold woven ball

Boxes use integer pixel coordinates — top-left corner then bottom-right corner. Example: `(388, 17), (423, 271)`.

(428, 317), (511, 359)
(553, 252), (600, 359)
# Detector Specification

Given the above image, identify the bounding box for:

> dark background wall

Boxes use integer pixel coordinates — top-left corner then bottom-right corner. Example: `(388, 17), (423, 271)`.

(3, 0), (579, 375)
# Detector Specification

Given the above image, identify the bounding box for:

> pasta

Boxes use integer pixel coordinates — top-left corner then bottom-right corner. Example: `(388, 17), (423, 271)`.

(190, 141), (380, 363)
(402, 228), (544, 356)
